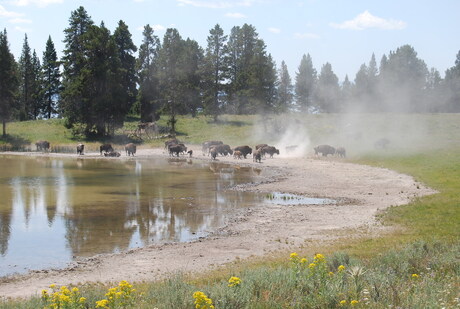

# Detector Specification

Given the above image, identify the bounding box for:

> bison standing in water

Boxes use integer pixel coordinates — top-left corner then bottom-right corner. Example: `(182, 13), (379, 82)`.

(100, 144), (114, 155)
(35, 140), (50, 152)
(125, 143), (136, 156)
(76, 143), (84, 155)
(314, 144), (336, 157)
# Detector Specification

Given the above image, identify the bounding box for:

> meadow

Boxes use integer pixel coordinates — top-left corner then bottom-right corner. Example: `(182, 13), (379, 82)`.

(0, 113), (459, 308)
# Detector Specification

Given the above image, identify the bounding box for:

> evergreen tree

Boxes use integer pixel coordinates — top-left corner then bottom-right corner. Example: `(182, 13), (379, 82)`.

(443, 50), (460, 112)
(157, 28), (184, 133)
(341, 75), (352, 111)
(202, 24), (227, 121)
(294, 54), (317, 112)
(378, 45), (428, 112)
(180, 38), (204, 116)
(18, 34), (35, 120)
(114, 20), (138, 116)
(315, 62), (340, 112)
(30, 50), (43, 119)
(136, 24), (161, 122)
(0, 29), (19, 136)
(61, 6), (94, 130)
(276, 60), (293, 112)
(41, 36), (60, 119)
(352, 63), (369, 111)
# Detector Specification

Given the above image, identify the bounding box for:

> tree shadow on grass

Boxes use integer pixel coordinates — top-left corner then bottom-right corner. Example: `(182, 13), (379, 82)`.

(0, 134), (32, 151)
(208, 119), (250, 127)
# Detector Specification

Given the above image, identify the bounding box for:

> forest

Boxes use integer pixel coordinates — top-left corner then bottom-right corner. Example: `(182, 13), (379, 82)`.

(1, 6), (460, 137)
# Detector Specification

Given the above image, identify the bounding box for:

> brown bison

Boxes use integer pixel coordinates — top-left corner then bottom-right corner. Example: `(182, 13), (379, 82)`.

(164, 138), (179, 149)
(202, 140), (223, 155)
(210, 144), (233, 156)
(233, 145), (252, 159)
(76, 143), (84, 155)
(125, 143), (136, 156)
(314, 144), (336, 157)
(255, 143), (268, 150)
(104, 151), (121, 157)
(35, 140), (50, 152)
(233, 150), (243, 159)
(169, 144), (187, 157)
(253, 150), (262, 163)
(100, 144), (114, 155)
(335, 146), (346, 158)
(260, 145), (280, 158)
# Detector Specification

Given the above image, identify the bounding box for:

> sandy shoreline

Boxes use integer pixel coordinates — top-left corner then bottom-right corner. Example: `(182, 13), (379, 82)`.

(0, 146), (436, 299)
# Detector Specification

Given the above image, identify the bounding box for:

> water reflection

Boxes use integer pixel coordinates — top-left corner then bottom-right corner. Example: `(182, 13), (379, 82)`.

(0, 155), (265, 276)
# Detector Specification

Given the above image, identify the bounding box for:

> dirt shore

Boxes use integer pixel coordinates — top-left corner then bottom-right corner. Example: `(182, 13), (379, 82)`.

(0, 146), (436, 299)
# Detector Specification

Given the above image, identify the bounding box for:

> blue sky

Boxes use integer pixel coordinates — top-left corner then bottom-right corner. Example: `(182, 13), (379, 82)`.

(0, 0), (459, 81)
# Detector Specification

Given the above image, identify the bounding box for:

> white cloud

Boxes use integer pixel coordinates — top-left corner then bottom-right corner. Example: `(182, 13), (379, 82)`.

(0, 4), (23, 17)
(152, 24), (166, 32)
(14, 25), (32, 32)
(330, 10), (406, 30)
(268, 27), (281, 34)
(177, 0), (254, 9)
(9, 17), (32, 23)
(10, 0), (63, 7)
(225, 12), (246, 18)
(294, 32), (319, 39)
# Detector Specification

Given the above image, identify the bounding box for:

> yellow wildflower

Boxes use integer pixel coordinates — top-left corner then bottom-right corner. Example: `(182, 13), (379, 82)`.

(300, 258), (307, 264)
(339, 300), (347, 306)
(314, 253), (325, 262)
(338, 265), (346, 272)
(309, 263), (316, 269)
(411, 273), (420, 279)
(193, 291), (215, 309)
(290, 252), (299, 260)
(329, 271), (334, 276)
(79, 297), (86, 304)
(228, 276), (242, 287)
(96, 299), (109, 308)
(351, 300), (359, 306)
(49, 284), (56, 289)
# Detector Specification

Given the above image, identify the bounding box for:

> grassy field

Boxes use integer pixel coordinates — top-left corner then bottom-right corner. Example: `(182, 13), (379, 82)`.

(0, 113), (459, 308)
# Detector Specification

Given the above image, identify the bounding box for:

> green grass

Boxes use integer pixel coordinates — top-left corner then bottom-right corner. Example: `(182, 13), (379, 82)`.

(1, 113), (459, 308)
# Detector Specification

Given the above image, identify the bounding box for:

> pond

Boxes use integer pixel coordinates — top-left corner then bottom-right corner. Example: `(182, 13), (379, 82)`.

(0, 155), (267, 277)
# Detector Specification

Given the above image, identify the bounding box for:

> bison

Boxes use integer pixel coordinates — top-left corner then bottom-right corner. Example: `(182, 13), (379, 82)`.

(233, 145), (252, 159)
(335, 146), (346, 158)
(314, 144), (336, 157)
(125, 143), (136, 156)
(35, 140), (50, 152)
(164, 138), (179, 150)
(202, 140), (223, 155)
(76, 143), (84, 155)
(253, 150), (262, 163)
(233, 150), (243, 159)
(260, 145), (280, 158)
(169, 144), (187, 157)
(210, 148), (218, 160)
(255, 143), (268, 150)
(100, 144), (114, 155)
(104, 151), (121, 157)
(210, 144), (233, 156)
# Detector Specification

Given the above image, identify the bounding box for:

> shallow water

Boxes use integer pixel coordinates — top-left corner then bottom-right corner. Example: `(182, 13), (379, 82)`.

(0, 155), (266, 276)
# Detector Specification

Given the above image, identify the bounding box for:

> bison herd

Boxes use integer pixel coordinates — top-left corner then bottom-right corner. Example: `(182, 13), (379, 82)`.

(31, 138), (392, 161)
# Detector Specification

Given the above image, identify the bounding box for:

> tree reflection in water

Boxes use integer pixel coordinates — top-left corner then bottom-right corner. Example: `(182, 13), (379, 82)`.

(0, 155), (265, 276)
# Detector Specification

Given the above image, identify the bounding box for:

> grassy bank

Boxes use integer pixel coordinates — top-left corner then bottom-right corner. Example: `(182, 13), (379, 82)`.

(0, 114), (459, 308)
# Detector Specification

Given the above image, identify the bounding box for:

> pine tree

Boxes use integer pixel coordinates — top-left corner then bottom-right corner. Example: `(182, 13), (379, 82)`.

(276, 60), (293, 112)
(41, 36), (61, 119)
(136, 24), (161, 122)
(18, 34), (35, 120)
(0, 29), (19, 136)
(294, 54), (317, 112)
(202, 24), (227, 121)
(114, 20), (137, 116)
(315, 63), (340, 112)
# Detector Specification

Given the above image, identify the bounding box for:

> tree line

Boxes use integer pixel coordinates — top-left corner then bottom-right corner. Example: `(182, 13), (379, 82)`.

(1, 6), (460, 137)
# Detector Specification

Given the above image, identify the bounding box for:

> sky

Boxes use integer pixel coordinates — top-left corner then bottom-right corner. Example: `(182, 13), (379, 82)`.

(0, 0), (459, 82)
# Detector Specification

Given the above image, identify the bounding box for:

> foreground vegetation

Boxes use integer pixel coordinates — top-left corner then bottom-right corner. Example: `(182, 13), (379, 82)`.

(0, 113), (459, 308)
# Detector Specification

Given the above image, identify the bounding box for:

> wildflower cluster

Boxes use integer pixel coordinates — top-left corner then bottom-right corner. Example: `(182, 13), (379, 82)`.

(95, 280), (137, 308)
(41, 284), (87, 309)
(193, 291), (215, 309)
(228, 276), (242, 287)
